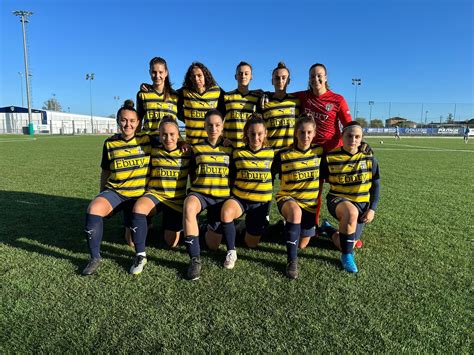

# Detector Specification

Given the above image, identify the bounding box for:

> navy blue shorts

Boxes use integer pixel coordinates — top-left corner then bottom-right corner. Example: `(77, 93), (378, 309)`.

(97, 189), (136, 227)
(142, 194), (183, 232)
(327, 194), (368, 239)
(277, 197), (316, 237)
(188, 192), (225, 232)
(232, 197), (270, 236)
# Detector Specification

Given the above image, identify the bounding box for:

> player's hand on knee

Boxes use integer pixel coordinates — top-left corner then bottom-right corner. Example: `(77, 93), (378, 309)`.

(360, 209), (375, 223)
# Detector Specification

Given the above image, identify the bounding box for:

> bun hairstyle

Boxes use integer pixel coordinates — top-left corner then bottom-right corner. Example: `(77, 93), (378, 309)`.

(116, 99), (138, 122)
(235, 61), (253, 73)
(272, 61), (290, 79)
(204, 109), (224, 124)
(242, 113), (269, 147)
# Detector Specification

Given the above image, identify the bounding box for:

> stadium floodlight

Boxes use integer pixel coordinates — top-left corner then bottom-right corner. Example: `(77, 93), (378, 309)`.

(369, 101), (374, 127)
(352, 78), (361, 119)
(425, 110), (429, 126)
(13, 10), (34, 136)
(86, 73), (94, 133)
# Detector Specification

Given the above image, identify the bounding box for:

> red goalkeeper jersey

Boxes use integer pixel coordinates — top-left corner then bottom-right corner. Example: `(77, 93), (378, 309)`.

(293, 90), (352, 152)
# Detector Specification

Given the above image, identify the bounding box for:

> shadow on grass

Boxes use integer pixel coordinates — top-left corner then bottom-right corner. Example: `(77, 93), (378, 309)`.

(1, 191), (341, 277)
(0, 191), (184, 274)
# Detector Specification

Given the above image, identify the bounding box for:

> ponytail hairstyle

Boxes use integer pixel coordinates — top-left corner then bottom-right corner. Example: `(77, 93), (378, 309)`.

(308, 63), (330, 90)
(116, 99), (138, 124)
(235, 61), (253, 74)
(183, 62), (218, 91)
(242, 113), (269, 147)
(149, 57), (173, 101)
(271, 61), (291, 85)
(293, 114), (316, 148)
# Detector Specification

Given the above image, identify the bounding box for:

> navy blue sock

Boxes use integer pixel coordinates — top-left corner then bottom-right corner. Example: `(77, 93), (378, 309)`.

(84, 213), (103, 258)
(339, 232), (356, 254)
(131, 212), (148, 254)
(184, 235), (200, 258)
(222, 221), (236, 250)
(285, 222), (301, 262)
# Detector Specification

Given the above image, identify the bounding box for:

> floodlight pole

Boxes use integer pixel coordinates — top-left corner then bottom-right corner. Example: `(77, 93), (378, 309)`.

(86, 73), (94, 133)
(368, 101), (374, 127)
(18, 72), (25, 107)
(14, 10), (34, 136)
(352, 78), (361, 119)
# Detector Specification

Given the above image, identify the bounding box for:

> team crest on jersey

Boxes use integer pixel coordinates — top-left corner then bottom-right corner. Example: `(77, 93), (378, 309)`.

(290, 108), (295, 115)
(264, 161), (271, 168)
(360, 161), (367, 170)
(224, 156), (229, 165)
(325, 104), (333, 112)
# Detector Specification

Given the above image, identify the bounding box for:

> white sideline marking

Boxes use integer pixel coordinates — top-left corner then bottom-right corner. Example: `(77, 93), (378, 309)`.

(376, 147), (473, 153)
(0, 138), (37, 143)
(379, 143), (473, 153)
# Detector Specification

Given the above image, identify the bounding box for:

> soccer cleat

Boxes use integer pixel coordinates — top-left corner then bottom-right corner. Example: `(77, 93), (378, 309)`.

(82, 258), (101, 275)
(286, 259), (298, 279)
(319, 219), (337, 237)
(341, 253), (358, 273)
(130, 255), (147, 275)
(223, 250), (237, 269)
(187, 257), (202, 280)
(354, 239), (363, 249)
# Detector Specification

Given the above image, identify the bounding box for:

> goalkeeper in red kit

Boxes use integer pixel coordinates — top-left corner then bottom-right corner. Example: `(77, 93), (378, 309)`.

(293, 63), (368, 248)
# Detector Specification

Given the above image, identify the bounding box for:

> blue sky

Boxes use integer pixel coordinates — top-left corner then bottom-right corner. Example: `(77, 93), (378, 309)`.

(1, 0), (473, 121)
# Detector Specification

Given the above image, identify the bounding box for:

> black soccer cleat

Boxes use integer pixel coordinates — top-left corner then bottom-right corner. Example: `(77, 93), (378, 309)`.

(82, 257), (101, 276)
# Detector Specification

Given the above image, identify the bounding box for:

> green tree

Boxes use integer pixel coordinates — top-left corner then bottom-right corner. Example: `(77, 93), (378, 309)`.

(356, 118), (368, 127)
(42, 96), (62, 111)
(371, 119), (384, 128)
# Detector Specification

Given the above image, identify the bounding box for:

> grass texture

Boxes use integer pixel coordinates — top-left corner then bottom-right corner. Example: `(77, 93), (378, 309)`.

(0, 135), (472, 353)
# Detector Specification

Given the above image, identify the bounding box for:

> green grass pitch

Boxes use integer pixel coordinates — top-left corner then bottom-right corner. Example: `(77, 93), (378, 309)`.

(0, 135), (472, 352)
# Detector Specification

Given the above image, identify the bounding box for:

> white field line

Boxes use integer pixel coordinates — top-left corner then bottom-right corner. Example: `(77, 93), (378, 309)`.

(379, 142), (474, 153)
(0, 138), (37, 143)
(376, 148), (474, 152)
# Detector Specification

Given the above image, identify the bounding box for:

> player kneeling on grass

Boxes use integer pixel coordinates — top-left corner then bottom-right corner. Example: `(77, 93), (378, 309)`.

(182, 110), (233, 280)
(128, 117), (192, 275)
(322, 121), (380, 273)
(272, 115), (323, 279)
(221, 114), (274, 269)
(82, 101), (151, 276)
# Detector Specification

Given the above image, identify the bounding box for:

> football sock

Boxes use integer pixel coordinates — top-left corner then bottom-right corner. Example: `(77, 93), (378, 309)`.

(84, 213), (103, 259)
(355, 222), (365, 242)
(339, 232), (356, 254)
(285, 222), (301, 262)
(184, 235), (200, 258)
(222, 221), (236, 251)
(131, 212), (148, 254)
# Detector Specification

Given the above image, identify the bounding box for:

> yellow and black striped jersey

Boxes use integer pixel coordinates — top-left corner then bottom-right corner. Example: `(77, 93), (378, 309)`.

(223, 89), (261, 148)
(101, 133), (151, 197)
(261, 94), (300, 150)
(273, 144), (323, 213)
(136, 90), (179, 134)
(178, 86), (225, 144)
(232, 146), (274, 202)
(190, 139), (233, 198)
(324, 148), (377, 203)
(146, 146), (192, 212)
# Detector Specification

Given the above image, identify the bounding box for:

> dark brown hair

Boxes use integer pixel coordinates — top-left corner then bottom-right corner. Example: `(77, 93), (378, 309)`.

(183, 62), (218, 91)
(149, 57), (174, 101)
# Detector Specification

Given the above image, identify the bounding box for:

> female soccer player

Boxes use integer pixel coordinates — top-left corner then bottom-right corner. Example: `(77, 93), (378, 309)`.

(128, 117), (192, 275)
(82, 101), (151, 275)
(261, 62), (300, 151)
(177, 62), (226, 144)
(223, 61), (262, 148)
(322, 121), (380, 273)
(220, 114), (274, 269)
(136, 57), (179, 134)
(182, 109), (233, 280)
(273, 115), (323, 279)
